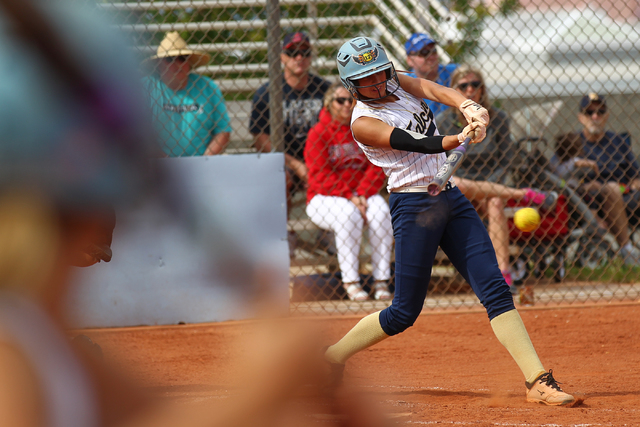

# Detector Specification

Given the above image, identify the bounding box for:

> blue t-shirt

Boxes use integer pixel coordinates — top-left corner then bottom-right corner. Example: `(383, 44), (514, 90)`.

(407, 63), (458, 118)
(143, 74), (232, 157)
(249, 74), (331, 160)
(580, 130), (640, 184)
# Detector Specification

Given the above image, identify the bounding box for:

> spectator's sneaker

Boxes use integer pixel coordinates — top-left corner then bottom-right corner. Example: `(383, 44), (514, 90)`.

(373, 281), (392, 301)
(501, 269), (513, 287)
(344, 283), (368, 301)
(525, 370), (575, 406)
(523, 188), (558, 212)
(620, 244), (640, 267)
(502, 270), (518, 295)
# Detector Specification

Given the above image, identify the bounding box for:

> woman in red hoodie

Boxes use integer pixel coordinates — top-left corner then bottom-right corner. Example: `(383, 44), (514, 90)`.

(304, 83), (393, 301)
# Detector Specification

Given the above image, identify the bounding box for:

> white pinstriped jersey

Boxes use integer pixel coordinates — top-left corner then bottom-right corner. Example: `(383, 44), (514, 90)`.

(351, 83), (451, 192)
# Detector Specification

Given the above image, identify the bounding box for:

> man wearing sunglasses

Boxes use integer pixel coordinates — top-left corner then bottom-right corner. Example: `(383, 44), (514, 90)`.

(144, 31), (231, 157)
(578, 92), (640, 226)
(250, 31), (331, 256)
(404, 32), (458, 118)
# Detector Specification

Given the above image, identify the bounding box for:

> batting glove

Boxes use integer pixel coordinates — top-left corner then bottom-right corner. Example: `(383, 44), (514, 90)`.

(459, 99), (490, 126)
(458, 121), (486, 144)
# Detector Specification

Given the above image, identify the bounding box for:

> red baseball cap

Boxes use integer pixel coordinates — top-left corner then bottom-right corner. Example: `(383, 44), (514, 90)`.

(283, 32), (310, 49)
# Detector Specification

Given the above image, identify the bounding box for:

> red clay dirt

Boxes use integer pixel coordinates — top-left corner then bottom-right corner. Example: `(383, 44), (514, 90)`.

(79, 303), (640, 426)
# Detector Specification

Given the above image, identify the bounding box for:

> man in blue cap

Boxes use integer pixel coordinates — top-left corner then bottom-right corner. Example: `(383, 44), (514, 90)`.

(405, 33), (458, 117)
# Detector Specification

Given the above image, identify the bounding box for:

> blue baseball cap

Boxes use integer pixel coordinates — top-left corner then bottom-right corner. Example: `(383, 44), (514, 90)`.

(405, 33), (436, 54)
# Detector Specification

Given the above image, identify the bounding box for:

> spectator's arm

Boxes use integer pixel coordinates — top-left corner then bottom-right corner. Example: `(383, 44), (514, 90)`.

(204, 132), (231, 156)
(286, 154), (308, 182)
(204, 80), (232, 152)
(253, 133), (272, 153)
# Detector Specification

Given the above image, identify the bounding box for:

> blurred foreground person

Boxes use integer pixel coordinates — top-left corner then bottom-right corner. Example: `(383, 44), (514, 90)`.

(0, 3), (366, 427)
(0, 1), (160, 426)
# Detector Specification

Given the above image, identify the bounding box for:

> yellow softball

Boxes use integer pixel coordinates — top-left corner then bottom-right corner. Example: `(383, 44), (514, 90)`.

(514, 207), (541, 232)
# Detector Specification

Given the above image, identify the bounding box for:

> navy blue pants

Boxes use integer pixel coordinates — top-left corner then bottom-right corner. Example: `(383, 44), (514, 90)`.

(379, 187), (515, 336)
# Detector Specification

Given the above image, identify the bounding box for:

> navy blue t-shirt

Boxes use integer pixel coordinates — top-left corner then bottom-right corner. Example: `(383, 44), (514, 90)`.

(249, 74), (331, 160)
(581, 130), (640, 184)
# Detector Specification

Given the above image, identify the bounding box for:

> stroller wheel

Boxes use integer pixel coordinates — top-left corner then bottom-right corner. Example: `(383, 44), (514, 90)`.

(578, 244), (609, 269)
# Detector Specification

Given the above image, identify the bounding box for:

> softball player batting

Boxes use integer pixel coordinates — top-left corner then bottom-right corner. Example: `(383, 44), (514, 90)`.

(324, 36), (575, 406)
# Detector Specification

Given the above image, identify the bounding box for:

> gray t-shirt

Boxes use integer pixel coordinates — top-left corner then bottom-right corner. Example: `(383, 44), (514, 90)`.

(435, 107), (515, 184)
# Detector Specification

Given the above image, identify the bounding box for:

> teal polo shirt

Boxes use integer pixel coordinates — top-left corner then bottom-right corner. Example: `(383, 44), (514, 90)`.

(144, 73), (232, 156)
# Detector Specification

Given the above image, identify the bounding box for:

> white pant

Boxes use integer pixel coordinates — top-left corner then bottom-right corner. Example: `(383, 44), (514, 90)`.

(306, 194), (393, 284)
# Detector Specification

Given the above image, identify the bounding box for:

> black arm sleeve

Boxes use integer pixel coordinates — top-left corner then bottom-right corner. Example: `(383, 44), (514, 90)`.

(389, 128), (447, 154)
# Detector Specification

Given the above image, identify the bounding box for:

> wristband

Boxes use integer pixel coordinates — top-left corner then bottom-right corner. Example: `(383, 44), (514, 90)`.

(389, 128), (445, 154)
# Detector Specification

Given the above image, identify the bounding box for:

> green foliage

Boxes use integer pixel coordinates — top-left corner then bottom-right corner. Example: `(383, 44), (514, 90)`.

(566, 259), (640, 283)
(436, 0), (522, 63)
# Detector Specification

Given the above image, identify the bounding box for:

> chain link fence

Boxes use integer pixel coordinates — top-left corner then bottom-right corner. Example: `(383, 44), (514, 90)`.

(101, 0), (640, 313)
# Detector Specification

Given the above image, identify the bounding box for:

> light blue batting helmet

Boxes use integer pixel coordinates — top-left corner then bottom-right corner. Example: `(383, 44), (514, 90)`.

(336, 36), (399, 101)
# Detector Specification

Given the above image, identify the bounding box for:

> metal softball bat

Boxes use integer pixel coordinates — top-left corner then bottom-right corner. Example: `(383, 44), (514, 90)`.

(426, 136), (471, 196)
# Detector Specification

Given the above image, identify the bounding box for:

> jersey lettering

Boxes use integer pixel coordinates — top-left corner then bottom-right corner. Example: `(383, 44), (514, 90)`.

(406, 101), (435, 135)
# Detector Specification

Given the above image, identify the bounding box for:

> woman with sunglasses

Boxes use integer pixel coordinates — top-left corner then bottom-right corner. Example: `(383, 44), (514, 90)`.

(436, 65), (558, 288)
(324, 37), (575, 407)
(304, 83), (393, 301)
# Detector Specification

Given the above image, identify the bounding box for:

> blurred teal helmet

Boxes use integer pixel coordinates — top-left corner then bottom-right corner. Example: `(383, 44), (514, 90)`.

(336, 37), (399, 102)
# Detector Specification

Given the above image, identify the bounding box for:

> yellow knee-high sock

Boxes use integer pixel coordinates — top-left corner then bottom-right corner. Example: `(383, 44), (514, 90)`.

(490, 309), (546, 383)
(325, 311), (389, 365)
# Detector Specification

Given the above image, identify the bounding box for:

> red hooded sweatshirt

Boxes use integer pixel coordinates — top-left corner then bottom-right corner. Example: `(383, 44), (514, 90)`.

(304, 107), (387, 204)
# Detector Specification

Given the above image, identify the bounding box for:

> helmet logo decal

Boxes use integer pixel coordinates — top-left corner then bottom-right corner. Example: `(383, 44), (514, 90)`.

(353, 48), (378, 65)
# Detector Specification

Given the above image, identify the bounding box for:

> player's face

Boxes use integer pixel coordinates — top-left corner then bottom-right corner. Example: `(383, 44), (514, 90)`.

(330, 87), (355, 124)
(281, 44), (312, 77)
(578, 101), (609, 135)
(354, 71), (387, 99)
(406, 43), (439, 79)
(158, 55), (191, 90)
(455, 73), (483, 103)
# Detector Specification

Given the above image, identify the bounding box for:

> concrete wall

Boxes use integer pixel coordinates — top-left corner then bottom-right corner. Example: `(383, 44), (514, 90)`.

(66, 153), (288, 328)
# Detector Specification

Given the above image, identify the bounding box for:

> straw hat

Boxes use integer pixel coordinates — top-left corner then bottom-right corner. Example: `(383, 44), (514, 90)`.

(147, 31), (210, 68)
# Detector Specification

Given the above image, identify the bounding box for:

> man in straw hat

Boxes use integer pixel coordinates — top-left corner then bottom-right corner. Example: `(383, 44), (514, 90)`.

(144, 31), (231, 157)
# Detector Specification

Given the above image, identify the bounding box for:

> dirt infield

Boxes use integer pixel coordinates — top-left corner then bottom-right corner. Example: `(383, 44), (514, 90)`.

(80, 303), (640, 426)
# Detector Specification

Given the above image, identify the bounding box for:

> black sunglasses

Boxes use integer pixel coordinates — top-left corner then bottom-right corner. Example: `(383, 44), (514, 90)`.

(583, 107), (607, 116)
(333, 97), (353, 106)
(283, 48), (312, 58)
(457, 81), (482, 91)
(412, 47), (436, 58)
(163, 55), (189, 63)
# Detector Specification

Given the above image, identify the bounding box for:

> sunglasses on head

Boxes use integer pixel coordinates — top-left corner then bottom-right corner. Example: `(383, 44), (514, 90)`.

(333, 97), (353, 106)
(457, 81), (482, 91)
(412, 47), (436, 58)
(583, 107), (607, 116)
(284, 48), (312, 58)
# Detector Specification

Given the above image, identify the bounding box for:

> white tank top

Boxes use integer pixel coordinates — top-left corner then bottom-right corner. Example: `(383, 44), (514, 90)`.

(0, 293), (99, 427)
(351, 83), (451, 192)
